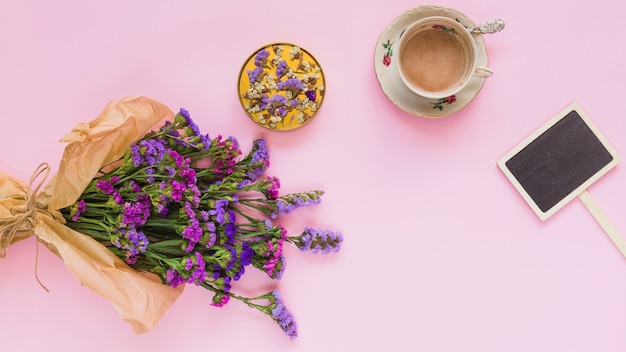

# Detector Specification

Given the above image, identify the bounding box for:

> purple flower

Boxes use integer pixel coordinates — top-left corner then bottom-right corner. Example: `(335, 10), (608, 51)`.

(275, 192), (323, 216)
(169, 180), (187, 202)
(166, 269), (185, 288)
(184, 201), (196, 218)
(305, 90), (316, 102)
(145, 168), (156, 184)
(194, 133), (211, 151)
(251, 137), (269, 164)
(185, 256), (194, 271)
(225, 222), (236, 245)
(263, 226), (286, 278)
(179, 108), (190, 119)
(277, 78), (304, 98)
(258, 94), (269, 110)
(129, 138), (166, 167)
(181, 109), (201, 137)
(128, 180), (142, 193)
(121, 201), (150, 227)
(274, 254), (286, 280)
(70, 199), (86, 221)
(189, 252), (207, 284)
(130, 144), (142, 167)
(209, 136), (240, 176)
(267, 176), (280, 199)
(180, 166), (197, 186)
(156, 204), (168, 217)
(297, 227), (343, 254)
(211, 264), (222, 279)
(276, 60), (288, 78)
(168, 108), (210, 150)
(247, 66), (264, 83)
(254, 49), (270, 67)
(96, 179), (116, 195)
(268, 94), (287, 111)
(277, 77), (303, 91)
(206, 231), (217, 248)
(226, 246), (237, 271)
(165, 166), (176, 177)
(210, 292), (230, 308)
(113, 191), (124, 205)
(245, 137), (270, 181)
(159, 120), (179, 136)
(156, 194), (170, 217)
(168, 149), (188, 169)
(240, 242), (253, 266)
(232, 244), (253, 281)
(112, 226), (149, 261)
(270, 291), (298, 339)
(210, 199), (229, 225)
(182, 218), (202, 251)
(128, 228), (149, 253)
(140, 139), (166, 165)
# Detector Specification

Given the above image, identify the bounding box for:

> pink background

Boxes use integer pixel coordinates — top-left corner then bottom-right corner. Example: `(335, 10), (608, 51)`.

(2, 1), (626, 351)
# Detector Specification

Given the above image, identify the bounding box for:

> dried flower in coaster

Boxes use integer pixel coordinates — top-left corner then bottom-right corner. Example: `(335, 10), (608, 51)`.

(238, 43), (326, 131)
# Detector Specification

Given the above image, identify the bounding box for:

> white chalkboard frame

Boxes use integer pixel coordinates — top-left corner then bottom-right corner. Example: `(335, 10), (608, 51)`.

(497, 102), (620, 221)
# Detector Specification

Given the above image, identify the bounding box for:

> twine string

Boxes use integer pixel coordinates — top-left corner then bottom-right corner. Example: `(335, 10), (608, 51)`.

(0, 163), (51, 291)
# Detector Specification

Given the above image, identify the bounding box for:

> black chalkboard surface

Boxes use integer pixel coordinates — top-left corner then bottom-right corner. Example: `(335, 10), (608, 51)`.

(498, 102), (620, 220)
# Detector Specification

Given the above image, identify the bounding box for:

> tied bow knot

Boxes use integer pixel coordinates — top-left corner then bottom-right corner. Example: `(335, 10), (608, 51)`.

(0, 163), (52, 291)
(0, 163), (51, 257)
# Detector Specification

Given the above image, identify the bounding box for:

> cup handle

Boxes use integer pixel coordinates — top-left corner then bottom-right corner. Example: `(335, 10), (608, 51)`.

(474, 66), (493, 78)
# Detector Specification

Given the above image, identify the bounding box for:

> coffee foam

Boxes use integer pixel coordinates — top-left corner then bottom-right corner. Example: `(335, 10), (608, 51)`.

(399, 28), (468, 93)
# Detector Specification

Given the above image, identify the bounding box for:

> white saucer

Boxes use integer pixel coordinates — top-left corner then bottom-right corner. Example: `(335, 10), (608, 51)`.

(374, 5), (489, 118)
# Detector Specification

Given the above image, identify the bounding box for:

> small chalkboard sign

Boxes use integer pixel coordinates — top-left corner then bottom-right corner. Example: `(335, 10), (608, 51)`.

(498, 102), (625, 257)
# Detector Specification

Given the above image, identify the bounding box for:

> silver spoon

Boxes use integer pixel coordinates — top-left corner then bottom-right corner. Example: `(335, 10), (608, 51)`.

(470, 19), (505, 34)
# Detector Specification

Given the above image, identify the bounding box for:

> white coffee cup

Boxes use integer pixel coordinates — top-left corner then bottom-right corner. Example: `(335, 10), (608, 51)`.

(396, 16), (493, 100)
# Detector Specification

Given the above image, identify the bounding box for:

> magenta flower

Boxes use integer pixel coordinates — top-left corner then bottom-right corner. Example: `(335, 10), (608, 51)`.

(70, 199), (86, 221)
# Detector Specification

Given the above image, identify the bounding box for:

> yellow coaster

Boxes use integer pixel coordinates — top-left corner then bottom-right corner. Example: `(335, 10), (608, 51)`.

(238, 43), (326, 131)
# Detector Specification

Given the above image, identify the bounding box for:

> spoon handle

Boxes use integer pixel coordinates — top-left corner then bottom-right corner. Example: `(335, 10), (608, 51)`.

(470, 19), (505, 34)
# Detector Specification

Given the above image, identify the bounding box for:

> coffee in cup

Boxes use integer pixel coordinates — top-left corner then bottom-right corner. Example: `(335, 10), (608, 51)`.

(396, 16), (492, 99)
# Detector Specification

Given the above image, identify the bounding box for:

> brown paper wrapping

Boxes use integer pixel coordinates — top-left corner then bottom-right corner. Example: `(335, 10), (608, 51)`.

(0, 96), (184, 333)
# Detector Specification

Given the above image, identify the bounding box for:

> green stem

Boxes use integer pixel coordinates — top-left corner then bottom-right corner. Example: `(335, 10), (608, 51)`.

(69, 217), (112, 235)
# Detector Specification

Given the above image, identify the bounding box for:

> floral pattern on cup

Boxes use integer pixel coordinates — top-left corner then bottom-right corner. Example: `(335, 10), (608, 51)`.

(431, 95), (457, 111)
(432, 24), (456, 33)
(240, 44), (325, 130)
(382, 40), (394, 67)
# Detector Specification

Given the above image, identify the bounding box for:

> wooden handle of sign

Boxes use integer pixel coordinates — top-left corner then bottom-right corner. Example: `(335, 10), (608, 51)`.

(578, 189), (626, 258)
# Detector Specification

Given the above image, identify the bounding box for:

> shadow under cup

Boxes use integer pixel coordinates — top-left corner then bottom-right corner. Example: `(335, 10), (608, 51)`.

(397, 16), (477, 100)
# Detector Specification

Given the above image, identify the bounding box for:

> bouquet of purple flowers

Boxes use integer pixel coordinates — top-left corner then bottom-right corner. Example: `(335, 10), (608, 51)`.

(0, 96), (341, 339)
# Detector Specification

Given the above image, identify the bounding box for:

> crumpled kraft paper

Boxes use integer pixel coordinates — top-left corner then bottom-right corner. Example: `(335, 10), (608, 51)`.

(0, 96), (184, 333)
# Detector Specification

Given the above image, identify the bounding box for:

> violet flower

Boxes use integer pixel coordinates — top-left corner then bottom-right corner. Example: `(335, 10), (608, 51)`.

(270, 291), (298, 339)
(275, 60), (288, 78)
(254, 49), (270, 67)
(292, 227), (343, 254)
